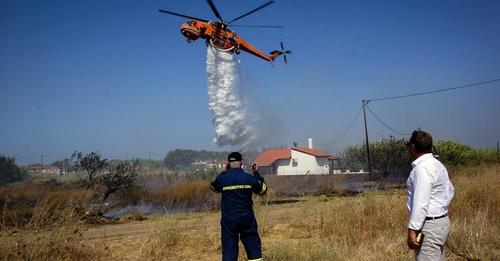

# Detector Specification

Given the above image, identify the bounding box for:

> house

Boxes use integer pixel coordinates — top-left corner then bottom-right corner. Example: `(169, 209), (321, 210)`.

(191, 160), (225, 171)
(27, 164), (61, 175)
(254, 141), (340, 175)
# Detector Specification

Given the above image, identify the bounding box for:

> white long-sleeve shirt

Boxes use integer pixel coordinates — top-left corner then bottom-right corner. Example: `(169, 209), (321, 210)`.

(406, 153), (455, 230)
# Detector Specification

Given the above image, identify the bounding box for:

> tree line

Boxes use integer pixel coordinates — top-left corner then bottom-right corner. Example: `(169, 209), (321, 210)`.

(1, 139), (497, 186)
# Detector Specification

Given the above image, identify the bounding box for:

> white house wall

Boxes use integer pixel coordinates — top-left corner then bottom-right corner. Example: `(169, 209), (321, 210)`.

(275, 150), (330, 175)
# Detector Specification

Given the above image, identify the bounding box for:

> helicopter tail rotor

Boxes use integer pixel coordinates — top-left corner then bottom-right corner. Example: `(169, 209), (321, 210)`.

(279, 41), (291, 64)
(269, 42), (291, 64)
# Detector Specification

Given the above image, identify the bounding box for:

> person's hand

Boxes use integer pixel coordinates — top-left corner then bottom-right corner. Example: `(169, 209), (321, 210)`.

(251, 163), (258, 172)
(407, 229), (420, 249)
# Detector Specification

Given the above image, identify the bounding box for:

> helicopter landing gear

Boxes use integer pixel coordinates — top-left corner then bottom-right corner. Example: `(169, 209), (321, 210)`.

(187, 39), (193, 43)
(235, 48), (241, 54)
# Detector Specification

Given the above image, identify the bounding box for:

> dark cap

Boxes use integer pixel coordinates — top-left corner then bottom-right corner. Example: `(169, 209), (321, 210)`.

(228, 152), (242, 162)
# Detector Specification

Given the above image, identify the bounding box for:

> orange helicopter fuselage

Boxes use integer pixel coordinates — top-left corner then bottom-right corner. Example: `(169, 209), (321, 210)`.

(179, 19), (280, 62)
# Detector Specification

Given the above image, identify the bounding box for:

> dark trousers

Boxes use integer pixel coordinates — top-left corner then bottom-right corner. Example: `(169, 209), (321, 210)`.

(221, 216), (262, 261)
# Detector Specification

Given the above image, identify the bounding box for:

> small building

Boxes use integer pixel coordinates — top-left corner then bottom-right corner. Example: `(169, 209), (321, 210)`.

(27, 164), (61, 175)
(254, 144), (340, 175)
(191, 160), (225, 171)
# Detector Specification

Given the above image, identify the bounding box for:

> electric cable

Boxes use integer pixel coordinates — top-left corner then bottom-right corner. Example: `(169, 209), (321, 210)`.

(316, 105), (363, 145)
(368, 78), (500, 102)
(365, 105), (411, 136)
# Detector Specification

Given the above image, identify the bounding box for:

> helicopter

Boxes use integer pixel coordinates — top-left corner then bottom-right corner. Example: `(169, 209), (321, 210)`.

(159, 0), (291, 63)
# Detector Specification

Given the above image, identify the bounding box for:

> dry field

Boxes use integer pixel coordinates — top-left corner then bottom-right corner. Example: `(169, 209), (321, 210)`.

(1, 165), (498, 260)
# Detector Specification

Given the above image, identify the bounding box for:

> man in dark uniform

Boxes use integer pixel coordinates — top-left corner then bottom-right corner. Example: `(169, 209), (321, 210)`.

(210, 152), (267, 261)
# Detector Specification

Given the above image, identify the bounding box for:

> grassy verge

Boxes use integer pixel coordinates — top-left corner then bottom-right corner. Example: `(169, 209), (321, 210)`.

(1, 165), (498, 260)
(138, 165), (498, 260)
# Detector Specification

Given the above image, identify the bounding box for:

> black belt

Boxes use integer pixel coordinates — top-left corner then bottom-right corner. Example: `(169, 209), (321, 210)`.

(425, 214), (447, 220)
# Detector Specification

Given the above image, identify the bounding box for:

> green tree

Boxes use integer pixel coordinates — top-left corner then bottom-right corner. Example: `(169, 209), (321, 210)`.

(0, 155), (28, 185)
(435, 140), (497, 165)
(341, 137), (412, 176)
(163, 149), (229, 170)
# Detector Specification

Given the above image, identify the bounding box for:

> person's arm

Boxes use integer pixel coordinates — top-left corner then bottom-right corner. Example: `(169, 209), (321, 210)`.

(251, 163), (267, 195)
(407, 167), (433, 248)
(210, 174), (223, 193)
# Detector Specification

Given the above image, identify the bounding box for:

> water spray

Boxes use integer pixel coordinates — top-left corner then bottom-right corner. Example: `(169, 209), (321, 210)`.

(206, 46), (260, 150)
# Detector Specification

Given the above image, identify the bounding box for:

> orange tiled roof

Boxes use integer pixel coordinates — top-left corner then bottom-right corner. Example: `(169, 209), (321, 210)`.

(255, 147), (337, 167)
(292, 147), (332, 157)
(254, 148), (291, 167)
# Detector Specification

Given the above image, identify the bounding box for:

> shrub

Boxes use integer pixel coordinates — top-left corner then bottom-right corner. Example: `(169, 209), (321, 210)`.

(0, 155), (28, 185)
(341, 137), (412, 176)
(436, 140), (498, 165)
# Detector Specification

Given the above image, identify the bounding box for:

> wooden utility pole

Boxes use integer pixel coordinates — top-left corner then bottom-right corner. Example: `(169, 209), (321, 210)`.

(362, 100), (372, 174)
(40, 154), (44, 174)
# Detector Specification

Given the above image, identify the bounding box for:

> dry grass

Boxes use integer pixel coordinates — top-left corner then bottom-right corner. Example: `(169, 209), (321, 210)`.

(1, 165), (497, 260)
(447, 165), (500, 260)
(149, 179), (219, 210)
(1, 225), (109, 260)
(0, 184), (94, 229)
(135, 165), (499, 260)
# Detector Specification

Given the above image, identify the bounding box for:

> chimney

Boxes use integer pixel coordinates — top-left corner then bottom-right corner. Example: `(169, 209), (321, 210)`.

(308, 138), (313, 149)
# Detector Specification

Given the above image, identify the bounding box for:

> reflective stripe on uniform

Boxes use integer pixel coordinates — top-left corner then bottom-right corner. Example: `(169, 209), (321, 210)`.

(260, 183), (267, 194)
(248, 258), (263, 261)
(222, 184), (252, 191)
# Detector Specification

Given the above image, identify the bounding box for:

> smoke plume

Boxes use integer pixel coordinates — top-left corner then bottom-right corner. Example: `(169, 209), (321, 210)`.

(206, 46), (261, 151)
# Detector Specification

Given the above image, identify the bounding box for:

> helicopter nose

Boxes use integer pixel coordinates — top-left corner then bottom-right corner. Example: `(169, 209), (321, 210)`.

(180, 26), (200, 41)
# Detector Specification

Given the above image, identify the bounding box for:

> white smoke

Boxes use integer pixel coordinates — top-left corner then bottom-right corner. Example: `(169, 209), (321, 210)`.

(206, 46), (261, 150)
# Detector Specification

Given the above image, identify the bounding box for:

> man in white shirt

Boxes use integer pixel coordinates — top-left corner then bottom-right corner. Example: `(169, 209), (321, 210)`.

(406, 130), (455, 260)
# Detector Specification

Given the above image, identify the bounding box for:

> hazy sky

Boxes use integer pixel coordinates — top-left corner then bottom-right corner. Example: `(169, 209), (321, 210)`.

(1, 0), (500, 165)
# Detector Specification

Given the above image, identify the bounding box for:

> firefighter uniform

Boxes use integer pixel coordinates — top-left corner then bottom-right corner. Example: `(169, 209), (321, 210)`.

(211, 167), (267, 261)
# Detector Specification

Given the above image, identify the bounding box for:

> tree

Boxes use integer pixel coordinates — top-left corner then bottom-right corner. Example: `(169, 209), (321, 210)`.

(435, 140), (497, 165)
(71, 151), (141, 202)
(0, 155), (28, 185)
(99, 160), (141, 202)
(341, 137), (412, 177)
(71, 152), (110, 188)
(369, 136), (412, 177)
(51, 159), (71, 173)
(163, 149), (229, 170)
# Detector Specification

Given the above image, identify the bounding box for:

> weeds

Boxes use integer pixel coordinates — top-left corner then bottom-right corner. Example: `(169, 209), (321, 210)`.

(1, 225), (108, 260)
(0, 165), (497, 260)
(139, 217), (183, 259)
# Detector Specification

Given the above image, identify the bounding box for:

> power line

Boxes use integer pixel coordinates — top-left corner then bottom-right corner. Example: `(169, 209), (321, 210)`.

(317, 105), (363, 146)
(366, 105), (411, 136)
(368, 78), (500, 102)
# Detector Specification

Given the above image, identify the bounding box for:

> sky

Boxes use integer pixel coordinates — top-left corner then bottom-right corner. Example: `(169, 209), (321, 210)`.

(1, 0), (500, 165)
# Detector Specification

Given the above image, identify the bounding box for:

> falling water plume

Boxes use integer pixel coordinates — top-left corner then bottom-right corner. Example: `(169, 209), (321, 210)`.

(206, 46), (260, 150)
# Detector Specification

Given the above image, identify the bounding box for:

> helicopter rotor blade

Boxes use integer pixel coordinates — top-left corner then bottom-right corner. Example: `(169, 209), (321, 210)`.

(230, 24), (283, 28)
(228, 1), (275, 24)
(283, 54), (288, 64)
(280, 41), (284, 51)
(158, 9), (208, 22)
(206, 0), (224, 22)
